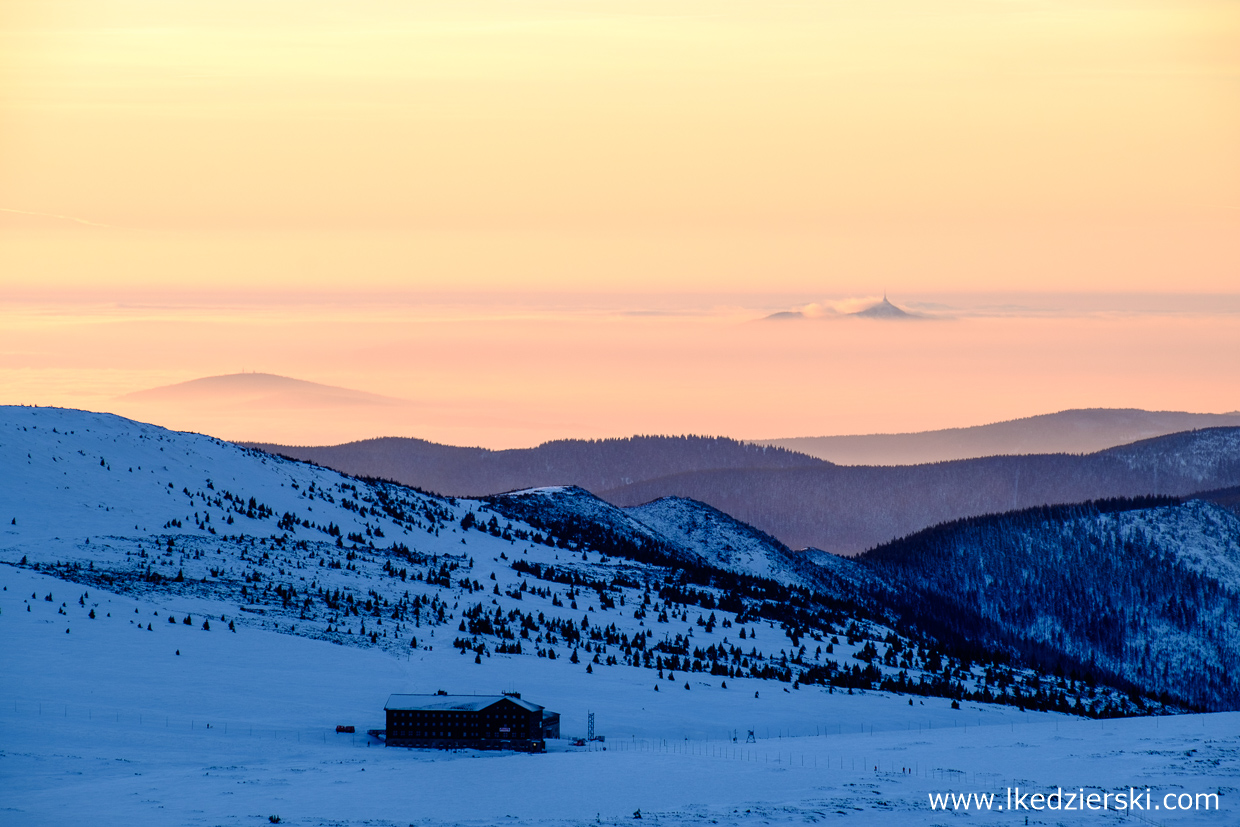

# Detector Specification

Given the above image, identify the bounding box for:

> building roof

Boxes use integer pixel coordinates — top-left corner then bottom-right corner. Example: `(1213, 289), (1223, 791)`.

(384, 694), (545, 713)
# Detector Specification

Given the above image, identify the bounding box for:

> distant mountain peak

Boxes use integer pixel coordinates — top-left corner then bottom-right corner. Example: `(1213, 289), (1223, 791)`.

(757, 408), (1240, 466)
(117, 372), (406, 409)
(850, 296), (917, 319)
(763, 294), (922, 321)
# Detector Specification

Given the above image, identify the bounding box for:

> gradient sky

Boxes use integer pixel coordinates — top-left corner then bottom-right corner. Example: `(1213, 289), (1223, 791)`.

(2, 1), (1238, 446)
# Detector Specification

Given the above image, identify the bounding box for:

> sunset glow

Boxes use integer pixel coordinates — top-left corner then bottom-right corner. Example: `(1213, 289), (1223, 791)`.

(2, 1), (1237, 446)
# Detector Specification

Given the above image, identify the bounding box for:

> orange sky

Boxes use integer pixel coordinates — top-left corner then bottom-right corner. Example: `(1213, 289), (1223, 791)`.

(2, 294), (1237, 447)
(1, 1), (1238, 445)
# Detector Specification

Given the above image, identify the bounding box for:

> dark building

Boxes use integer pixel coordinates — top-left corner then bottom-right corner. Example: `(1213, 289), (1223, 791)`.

(384, 693), (558, 752)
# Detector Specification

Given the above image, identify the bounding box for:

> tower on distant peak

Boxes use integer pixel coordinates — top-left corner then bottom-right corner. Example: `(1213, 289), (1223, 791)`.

(851, 293), (915, 319)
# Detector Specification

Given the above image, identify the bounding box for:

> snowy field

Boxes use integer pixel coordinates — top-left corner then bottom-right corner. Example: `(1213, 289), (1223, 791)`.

(2, 407), (1237, 825)
(3, 566), (1237, 827)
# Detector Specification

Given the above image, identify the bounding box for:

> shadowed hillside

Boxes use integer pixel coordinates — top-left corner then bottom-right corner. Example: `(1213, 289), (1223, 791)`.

(858, 497), (1240, 711)
(250, 428), (1240, 555)
(245, 434), (826, 495)
(756, 408), (1240, 466)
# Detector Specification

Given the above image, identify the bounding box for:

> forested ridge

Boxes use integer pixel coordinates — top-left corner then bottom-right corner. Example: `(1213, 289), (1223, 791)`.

(250, 428), (1240, 554)
(859, 497), (1240, 710)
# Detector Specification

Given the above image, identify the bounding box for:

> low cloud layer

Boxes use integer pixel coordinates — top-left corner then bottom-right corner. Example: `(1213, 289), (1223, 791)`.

(765, 295), (929, 321)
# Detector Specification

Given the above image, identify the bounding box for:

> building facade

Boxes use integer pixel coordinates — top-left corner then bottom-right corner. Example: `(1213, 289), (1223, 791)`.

(384, 693), (556, 752)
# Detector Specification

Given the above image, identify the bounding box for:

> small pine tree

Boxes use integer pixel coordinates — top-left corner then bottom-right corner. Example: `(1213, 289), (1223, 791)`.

(202, 619), (210, 631)
(586, 663), (593, 674)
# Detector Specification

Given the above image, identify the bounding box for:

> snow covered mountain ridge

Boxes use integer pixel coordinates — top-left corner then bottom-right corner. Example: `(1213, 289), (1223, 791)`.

(1, 405), (1167, 718)
(861, 497), (1240, 710)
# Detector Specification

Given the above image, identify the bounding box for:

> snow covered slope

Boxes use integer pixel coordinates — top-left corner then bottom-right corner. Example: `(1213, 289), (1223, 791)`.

(486, 488), (829, 588)
(3, 564), (1237, 827)
(484, 485), (688, 565)
(626, 496), (832, 587)
(0, 405), (1151, 716)
(861, 498), (1240, 710)
(0, 405), (438, 554)
(4, 406), (1238, 824)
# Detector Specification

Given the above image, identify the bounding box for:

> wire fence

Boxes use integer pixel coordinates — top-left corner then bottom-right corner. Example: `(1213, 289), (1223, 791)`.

(0, 698), (1201, 826)
(582, 735), (1010, 786)
(1, 695), (1011, 777)
(0, 697), (378, 748)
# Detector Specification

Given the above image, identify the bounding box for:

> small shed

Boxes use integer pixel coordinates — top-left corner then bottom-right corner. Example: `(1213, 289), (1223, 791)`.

(540, 710), (560, 739)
